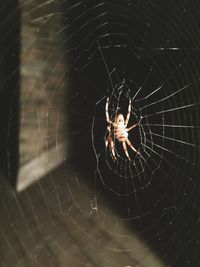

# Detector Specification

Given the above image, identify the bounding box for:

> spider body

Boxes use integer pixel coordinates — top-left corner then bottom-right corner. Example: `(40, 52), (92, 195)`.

(105, 98), (140, 160)
(113, 114), (128, 142)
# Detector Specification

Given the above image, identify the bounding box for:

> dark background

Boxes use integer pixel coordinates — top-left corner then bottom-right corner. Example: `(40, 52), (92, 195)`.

(66, 0), (200, 266)
(0, 1), (20, 187)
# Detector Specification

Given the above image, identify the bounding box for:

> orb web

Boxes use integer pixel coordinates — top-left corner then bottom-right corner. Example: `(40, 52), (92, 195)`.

(91, 44), (199, 202)
(0, 1), (200, 267)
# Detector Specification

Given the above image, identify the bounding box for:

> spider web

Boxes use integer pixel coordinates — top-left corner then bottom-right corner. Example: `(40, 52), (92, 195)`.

(91, 43), (199, 203)
(1, 1), (200, 267)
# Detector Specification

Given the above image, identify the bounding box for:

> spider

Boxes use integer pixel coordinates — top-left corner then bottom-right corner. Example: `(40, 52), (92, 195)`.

(105, 97), (140, 161)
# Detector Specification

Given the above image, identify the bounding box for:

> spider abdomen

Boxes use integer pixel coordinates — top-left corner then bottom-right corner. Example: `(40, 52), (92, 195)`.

(114, 127), (128, 142)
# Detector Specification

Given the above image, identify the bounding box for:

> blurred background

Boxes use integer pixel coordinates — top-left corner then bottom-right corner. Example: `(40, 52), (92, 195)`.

(0, 0), (200, 266)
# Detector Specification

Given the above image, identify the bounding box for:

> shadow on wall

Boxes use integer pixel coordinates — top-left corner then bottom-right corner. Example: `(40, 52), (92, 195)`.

(0, 1), (20, 187)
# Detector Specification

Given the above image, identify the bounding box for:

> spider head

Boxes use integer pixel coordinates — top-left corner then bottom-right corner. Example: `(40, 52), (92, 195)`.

(115, 113), (125, 126)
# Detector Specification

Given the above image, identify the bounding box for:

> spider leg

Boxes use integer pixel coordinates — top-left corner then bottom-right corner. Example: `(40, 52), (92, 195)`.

(110, 139), (117, 160)
(125, 99), (132, 126)
(105, 139), (108, 147)
(105, 134), (109, 147)
(122, 141), (131, 161)
(126, 138), (140, 155)
(105, 97), (110, 123)
(127, 123), (138, 132)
